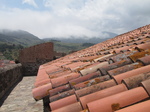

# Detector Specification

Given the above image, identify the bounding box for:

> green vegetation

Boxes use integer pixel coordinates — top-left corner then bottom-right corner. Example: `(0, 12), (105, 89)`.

(52, 41), (95, 54)
(0, 29), (43, 60)
(0, 41), (94, 60)
(82, 43), (95, 47)
(0, 43), (24, 60)
(0, 30), (44, 46)
(0, 29), (96, 60)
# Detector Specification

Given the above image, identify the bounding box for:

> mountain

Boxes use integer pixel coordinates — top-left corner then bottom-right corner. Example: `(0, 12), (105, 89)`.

(43, 31), (118, 44)
(42, 31), (118, 54)
(0, 29), (117, 60)
(102, 31), (118, 38)
(43, 37), (107, 43)
(52, 41), (95, 54)
(0, 29), (44, 46)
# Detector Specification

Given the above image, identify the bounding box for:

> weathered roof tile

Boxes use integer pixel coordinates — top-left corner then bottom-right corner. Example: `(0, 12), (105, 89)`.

(49, 89), (75, 102)
(141, 78), (150, 96)
(32, 24), (150, 111)
(49, 94), (78, 111)
(115, 100), (150, 112)
(137, 54), (150, 65)
(80, 84), (127, 109)
(79, 61), (108, 76)
(51, 72), (81, 88)
(32, 83), (52, 100)
(52, 102), (82, 112)
(73, 75), (111, 90)
(69, 71), (100, 87)
(75, 79), (117, 97)
(49, 84), (71, 96)
(122, 72), (150, 89)
(87, 87), (149, 112)
(113, 65), (150, 84)
(107, 62), (143, 76)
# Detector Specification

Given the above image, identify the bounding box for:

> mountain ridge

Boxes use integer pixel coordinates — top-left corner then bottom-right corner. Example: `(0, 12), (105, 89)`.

(42, 31), (118, 43)
(0, 29), (43, 46)
(0, 29), (117, 60)
(0, 29), (118, 45)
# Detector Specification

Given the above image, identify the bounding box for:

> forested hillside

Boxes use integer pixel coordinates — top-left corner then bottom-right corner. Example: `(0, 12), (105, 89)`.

(0, 29), (43, 46)
(0, 29), (43, 60)
(0, 43), (24, 60)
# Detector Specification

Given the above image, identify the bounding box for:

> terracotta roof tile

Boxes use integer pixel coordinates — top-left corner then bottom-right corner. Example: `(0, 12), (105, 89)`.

(51, 72), (81, 87)
(34, 78), (51, 88)
(108, 51), (137, 63)
(98, 59), (132, 76)
(32, 83), (52, 100)
(69, 71), (100, 87)
(0, 60), (16, 68)
(113, 65), (150, 84)
(32, 24), (150, 111)
(135, 42), (150, 51)
(87, 87), (148, 112)
(49, 89), (75, 102)
(112, 46), (130, 54)
(137, 54), (150, 65)
(35, 68), (50, 82)
(80, 109), (89, 112)
(141, 78), (150, 96)
(79, 61), (108, 76)
(62, 62), (89, 70)
(49, 70), (71, 79)
(115, 100), (150, 112)
(49, 84), (71, 96)
(107, 62), (143, 76)
(75, 79), (117, 97)
(79, 55), (99, 62)
(46, 68), (63, 75)
(122, 72), (150, 89)
(80, 84), (127, 109)
(93, 54), (113, 62)
(52, 102), (82, 112)
(49, 94), (78, 110)
(73, 75), (110, 90)
(128, 49), (150, 62)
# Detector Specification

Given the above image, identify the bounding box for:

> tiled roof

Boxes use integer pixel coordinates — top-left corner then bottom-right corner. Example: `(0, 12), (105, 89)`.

(0, 60), (15, 68)
(32, 24), (150, 112)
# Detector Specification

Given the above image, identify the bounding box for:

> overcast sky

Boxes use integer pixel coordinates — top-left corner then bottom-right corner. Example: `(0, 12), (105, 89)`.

(0, 0), (150, 38)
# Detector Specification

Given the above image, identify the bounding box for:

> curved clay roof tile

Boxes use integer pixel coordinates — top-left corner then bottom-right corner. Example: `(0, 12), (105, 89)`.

(141, 78), (150, 96)
(52, 102), (82, 112)
(122, 72), (150, 89)
(137, 55), (150, 65)
(49, 89), (75, 102)
(87, 87), (148, 112)
(115, 100), (150, 112)
(80, 84), (127, 109)
(49, 94), (78, 111)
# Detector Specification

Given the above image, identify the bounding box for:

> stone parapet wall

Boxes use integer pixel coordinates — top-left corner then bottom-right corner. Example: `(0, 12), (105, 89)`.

(22, 59), (52, 76)
(19, 42), (54, 75)
(19, 42), (54, 63)
(0, 64), (22, 100)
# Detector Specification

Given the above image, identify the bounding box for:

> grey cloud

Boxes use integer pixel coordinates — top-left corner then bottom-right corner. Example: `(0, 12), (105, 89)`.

(0, 0), (150, 38)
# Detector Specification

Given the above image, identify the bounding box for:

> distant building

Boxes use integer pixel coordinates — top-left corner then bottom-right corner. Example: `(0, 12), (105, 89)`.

(0, 60), (15, 68)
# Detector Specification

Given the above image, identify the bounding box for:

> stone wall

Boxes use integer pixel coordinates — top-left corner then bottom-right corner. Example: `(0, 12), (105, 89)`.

(0, 64), (22, 100)
(54, 51), (66, 59)
(19, 42), (54, 75)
